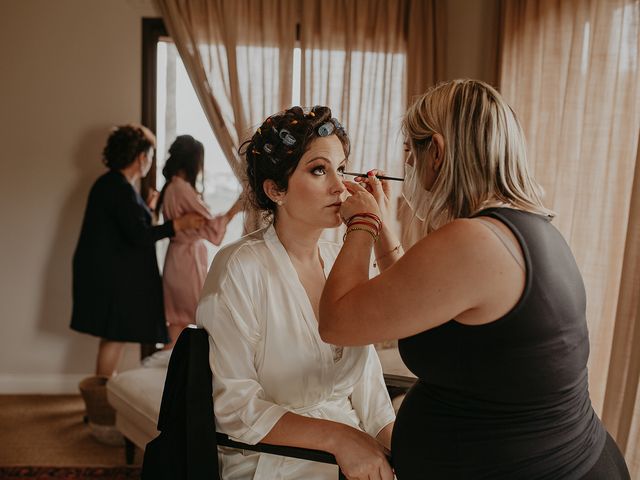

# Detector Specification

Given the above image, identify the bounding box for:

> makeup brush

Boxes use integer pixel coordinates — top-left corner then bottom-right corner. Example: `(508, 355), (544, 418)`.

(343, 172), (404, 182)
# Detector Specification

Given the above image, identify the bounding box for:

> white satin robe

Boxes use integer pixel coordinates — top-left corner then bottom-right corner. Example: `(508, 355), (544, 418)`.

(196, 225), (395, 480)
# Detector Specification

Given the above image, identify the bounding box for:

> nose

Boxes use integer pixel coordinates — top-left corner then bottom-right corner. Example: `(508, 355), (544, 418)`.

(406, 151), (415, 167)
(330, 170), (347, 195)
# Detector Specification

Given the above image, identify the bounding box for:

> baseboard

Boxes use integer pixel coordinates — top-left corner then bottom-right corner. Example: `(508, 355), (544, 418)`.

(0, 374), (90, 394)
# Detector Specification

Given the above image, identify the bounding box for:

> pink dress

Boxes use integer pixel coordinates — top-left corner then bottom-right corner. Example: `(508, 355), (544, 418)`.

(162, 177), (226, 327)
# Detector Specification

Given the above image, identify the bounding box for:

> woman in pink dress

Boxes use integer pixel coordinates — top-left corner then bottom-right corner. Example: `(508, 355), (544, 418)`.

(156, 135), (243, 349)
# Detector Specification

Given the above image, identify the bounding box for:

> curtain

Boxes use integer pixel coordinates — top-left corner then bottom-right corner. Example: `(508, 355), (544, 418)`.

(299, 0), (406, 180)
(298, 0), (444, 242)
(400, 0), (446, 248)
(499, 0), (640, 473)
(156, 0), (297, 231)
(603, 138), (640, 476)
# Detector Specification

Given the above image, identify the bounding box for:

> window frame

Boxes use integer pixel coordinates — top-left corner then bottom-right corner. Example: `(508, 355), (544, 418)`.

(141, 17), (169, 196)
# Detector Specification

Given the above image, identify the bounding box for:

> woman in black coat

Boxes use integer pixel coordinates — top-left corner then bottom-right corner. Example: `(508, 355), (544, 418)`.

(71, 125), (204, 376)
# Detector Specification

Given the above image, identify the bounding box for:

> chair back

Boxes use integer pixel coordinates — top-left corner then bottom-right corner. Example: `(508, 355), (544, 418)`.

(141, 328), (219, 480)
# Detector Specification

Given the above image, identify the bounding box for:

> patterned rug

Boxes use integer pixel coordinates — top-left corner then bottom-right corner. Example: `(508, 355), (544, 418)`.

(0, 466), (141, 479)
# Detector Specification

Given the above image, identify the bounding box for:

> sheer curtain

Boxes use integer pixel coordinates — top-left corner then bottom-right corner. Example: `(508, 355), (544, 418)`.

(499, 0), (640, 473)
(156, 0), (297, 231)
(299, 0), (407, 179)
(298, 0), (444, 243)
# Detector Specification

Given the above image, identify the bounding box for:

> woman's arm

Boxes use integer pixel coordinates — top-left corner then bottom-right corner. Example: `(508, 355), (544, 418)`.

(113, 182), (175, 245)
(355, 171), (403, 272)
(319, 182), (518, 346)
(262, 412), (393, 479)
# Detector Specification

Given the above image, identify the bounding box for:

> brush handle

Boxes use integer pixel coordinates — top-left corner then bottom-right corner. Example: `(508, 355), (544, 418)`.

(343, 172), (404, 182)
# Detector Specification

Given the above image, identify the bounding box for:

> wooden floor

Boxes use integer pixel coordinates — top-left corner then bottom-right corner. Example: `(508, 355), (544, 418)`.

(0, 395), (142, 466)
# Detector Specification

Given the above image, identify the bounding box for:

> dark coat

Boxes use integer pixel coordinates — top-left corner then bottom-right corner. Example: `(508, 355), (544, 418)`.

(70, 170), (173, 343)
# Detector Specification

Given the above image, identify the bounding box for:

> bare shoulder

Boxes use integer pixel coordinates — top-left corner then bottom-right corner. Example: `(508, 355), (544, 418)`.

(405, 218), (500, 265)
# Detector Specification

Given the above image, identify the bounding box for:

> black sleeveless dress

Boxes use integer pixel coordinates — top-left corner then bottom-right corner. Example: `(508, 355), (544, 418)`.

(392, 208), (629, 479)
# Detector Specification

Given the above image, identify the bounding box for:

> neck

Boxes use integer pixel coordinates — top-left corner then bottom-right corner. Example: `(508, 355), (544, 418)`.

(119, 163), (140, 185)
(273, 215), (324, 265)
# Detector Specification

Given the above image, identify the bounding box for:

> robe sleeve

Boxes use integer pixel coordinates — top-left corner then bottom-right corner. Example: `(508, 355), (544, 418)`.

(173, 180), (225, 245)
(196, 254), (289, 444)
(350, 346), (396, 438)
(113, 181), (174, 246)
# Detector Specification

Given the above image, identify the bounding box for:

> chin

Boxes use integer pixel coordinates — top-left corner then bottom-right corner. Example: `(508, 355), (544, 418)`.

(325, 212), (343, 229)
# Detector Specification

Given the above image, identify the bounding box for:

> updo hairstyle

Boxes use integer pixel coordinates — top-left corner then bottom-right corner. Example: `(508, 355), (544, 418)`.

(102, 124), (156, 170)
(240, 105), (350, 217)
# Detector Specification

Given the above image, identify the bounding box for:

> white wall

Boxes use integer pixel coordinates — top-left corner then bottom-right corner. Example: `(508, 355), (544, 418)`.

(0, 0), (499, 393)
(0, 0), (159, 393)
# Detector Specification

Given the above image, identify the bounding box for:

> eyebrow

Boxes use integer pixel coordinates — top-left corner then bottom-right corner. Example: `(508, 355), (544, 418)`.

(305, 156), (347, 165)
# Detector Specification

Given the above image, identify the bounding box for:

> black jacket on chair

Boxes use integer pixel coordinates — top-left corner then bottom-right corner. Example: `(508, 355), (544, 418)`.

(142, 328), (219, 480)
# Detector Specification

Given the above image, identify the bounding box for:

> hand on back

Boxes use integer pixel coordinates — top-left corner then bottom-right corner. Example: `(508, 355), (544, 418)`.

(174, 212), (205, 231)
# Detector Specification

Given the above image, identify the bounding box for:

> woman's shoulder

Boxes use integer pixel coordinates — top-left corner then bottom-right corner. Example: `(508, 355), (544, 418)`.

(94, 170), (125, 188)
(91, 170), (132, 201)
(164, 176), (195, 196)
(201, 228), (271, 295)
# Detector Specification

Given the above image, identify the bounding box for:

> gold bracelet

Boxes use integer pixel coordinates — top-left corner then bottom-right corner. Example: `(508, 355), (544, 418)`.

(373, 244), (402, 268)
(343, 226), (378, 243)
(375, 244), (401, 262)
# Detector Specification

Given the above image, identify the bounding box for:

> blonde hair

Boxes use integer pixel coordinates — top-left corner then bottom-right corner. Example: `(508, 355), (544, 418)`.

(403, 79), (554, 231)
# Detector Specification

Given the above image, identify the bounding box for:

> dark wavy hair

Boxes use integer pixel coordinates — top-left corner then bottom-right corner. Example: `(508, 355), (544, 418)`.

(156, 135), (205, 214)
(102, 124), (156, 170)
(240, 105), (350, 218)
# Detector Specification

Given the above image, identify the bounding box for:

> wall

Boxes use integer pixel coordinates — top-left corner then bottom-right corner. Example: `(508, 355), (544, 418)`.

(0, 0), (159, 392)
(0, 0), (500, 393)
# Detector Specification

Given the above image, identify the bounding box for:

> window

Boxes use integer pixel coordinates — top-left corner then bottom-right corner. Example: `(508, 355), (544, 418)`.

(155, 40), (244, 265)
(143, 19), (406, 264)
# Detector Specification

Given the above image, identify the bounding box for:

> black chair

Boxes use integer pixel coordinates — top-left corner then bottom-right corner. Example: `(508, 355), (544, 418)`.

(141, 327), (413, 480)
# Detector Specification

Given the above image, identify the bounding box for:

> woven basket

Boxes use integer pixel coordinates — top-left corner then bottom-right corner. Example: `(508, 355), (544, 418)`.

(78, 375), (116, 426)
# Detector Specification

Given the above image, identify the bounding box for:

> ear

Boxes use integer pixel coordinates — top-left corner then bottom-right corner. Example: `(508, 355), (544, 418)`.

(431, 133), (445, 172)
(263, 179), (286, 204)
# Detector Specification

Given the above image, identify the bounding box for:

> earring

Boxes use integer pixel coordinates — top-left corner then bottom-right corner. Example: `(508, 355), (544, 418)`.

(276, 200), (283, 206)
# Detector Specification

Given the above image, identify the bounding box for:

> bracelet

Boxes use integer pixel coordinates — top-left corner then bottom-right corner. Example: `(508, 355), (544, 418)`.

(347, 220), (380, 231)
(373, 244), (402, 268)
(346, 213), (382, 229)
(343, 226), (378, 243)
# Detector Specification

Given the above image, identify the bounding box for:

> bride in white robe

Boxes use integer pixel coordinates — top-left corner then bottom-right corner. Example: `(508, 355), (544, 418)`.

(196, 106), (395, 480)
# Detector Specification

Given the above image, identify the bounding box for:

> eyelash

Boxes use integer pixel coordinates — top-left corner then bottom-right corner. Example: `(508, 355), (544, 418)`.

(312, 165), (346, 176)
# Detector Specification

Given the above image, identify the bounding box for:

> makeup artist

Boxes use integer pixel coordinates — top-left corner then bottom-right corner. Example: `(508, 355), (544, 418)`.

(70, 124), (205, 377)
(319, 79), (630, 479)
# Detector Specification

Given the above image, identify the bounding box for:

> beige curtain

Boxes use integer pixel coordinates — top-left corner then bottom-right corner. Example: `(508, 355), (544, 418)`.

(299, 0), (407, 177)
(604, 138), (640, 476)
(298, 0), (444, 242)
(499, 0), (640, 474)
(400, 0), (447, 248)
(156, 0), (297, 231)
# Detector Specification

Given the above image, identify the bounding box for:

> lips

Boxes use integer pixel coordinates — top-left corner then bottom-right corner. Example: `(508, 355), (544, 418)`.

(328, 202), (342, 207)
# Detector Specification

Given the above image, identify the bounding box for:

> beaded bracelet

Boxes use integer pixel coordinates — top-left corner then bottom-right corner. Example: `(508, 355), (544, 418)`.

(343, 226), (378, 243)
(347, 220), (380, 232)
